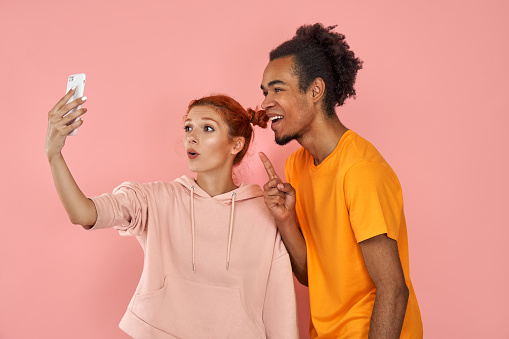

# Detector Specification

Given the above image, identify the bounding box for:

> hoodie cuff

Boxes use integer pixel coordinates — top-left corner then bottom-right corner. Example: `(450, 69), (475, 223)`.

(87, 195), (115, 230)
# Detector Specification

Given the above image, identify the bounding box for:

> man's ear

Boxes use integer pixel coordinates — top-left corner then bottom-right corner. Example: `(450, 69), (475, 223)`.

(310, 77), (325, 103)
(231, 137), (245, 155)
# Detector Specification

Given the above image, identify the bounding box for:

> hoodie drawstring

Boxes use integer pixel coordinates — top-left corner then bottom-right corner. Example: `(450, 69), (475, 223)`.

(226, 192), (236, 270)
(189, 186), (237, 271)
(190, 186), (196, 272)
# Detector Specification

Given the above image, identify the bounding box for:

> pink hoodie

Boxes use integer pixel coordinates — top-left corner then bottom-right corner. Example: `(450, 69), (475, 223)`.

(89, 175), (298, 339)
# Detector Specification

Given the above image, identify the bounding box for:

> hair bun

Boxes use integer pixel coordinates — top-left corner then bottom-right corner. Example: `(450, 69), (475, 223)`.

(247, 108), (269, 129)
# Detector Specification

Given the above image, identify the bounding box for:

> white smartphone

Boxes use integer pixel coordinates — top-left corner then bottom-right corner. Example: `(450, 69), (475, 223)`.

(65, 73), (86, 136)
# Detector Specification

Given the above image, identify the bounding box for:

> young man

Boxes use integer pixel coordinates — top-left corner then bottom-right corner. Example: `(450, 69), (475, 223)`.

(259, 23), (423, 338)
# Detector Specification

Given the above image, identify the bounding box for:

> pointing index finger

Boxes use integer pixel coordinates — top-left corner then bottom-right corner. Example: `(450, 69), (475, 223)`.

(259, 152), (280, 181)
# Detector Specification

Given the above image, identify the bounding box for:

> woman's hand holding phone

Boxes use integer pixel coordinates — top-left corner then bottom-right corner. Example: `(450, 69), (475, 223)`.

(45, 88), (87, 162)
(45, 85), (97, 227)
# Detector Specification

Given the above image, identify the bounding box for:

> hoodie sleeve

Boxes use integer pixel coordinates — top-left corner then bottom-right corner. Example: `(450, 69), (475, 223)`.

(263, 233), (299, 339)
(88, 181), (149, 236)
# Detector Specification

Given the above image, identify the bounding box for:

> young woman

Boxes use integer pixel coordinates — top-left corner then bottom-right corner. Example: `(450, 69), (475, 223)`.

(46, 90), (299, 339)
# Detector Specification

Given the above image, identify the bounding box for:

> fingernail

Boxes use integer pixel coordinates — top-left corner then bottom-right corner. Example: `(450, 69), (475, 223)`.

(82, 96), (87, 102)
(71, 85), (77, 91)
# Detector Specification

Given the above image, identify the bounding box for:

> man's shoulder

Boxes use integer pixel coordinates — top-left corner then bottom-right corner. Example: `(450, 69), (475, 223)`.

(342, 133), (400, 185)
(284, 147), (310, 184)
(287, 146), (308, 162)
(285, 147), (311, 171)
(284, 131), (388, 173)
(286, 147), (310, 166)
(341, 131), (387, 167)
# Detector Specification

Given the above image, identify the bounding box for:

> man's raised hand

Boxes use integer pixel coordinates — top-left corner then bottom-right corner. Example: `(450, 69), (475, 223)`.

(259, 152), (296, 227)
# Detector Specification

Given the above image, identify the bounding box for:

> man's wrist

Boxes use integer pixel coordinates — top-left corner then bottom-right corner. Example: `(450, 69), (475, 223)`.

(276, 214), (298, 233)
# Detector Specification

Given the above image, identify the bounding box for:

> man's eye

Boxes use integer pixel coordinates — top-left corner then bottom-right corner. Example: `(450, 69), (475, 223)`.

(262, 91), (268, 97)
(275, 88), (282, 93)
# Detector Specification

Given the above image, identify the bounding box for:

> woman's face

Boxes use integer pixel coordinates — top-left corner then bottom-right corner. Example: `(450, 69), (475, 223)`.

(183, 106), (238, 175)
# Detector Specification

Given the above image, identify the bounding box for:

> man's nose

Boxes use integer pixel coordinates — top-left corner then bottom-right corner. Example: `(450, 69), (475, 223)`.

(261, 95), (274, 111)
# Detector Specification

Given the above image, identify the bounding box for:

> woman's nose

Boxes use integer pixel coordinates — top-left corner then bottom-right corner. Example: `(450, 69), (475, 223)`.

(187, 131), (197, 144)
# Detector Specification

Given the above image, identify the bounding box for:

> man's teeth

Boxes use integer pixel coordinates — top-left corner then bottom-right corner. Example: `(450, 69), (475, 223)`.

(269, 116), (283, 121)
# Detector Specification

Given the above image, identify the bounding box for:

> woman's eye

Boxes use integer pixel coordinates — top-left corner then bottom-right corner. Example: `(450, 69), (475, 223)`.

(204, 126), (214, 132)
(184, 126), (191, 132)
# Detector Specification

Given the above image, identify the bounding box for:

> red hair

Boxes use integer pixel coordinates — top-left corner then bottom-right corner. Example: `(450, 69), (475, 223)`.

(187, 94), (269, 165)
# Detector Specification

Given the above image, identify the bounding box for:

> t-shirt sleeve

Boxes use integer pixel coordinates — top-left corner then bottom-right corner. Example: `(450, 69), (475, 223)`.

(88, 181), (149, 236)
(344, 161), (404, 243)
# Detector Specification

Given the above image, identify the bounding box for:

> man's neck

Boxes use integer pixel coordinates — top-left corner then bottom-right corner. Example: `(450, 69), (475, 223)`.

(297, 115), (348, 166)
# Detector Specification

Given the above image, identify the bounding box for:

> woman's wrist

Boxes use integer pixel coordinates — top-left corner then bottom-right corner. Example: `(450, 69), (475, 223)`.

(47, 150), (63, 164)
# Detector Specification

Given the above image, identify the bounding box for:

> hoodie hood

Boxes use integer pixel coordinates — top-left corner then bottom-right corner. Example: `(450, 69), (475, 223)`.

(174, 175), (264, 271)
(174, 175), (263, 203)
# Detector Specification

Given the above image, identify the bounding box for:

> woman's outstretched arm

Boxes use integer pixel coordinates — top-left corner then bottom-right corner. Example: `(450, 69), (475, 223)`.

(46, 88), (96, 227)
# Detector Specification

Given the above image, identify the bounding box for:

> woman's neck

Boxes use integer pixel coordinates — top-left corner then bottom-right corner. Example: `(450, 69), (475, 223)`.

(195, 171), (238, 197)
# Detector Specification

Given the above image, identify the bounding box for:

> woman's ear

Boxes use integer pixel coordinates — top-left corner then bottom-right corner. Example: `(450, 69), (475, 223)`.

(231, 137), (245, 155)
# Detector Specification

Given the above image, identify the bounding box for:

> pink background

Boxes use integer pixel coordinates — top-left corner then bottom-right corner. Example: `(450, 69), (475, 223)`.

(1, 0), (508, 338)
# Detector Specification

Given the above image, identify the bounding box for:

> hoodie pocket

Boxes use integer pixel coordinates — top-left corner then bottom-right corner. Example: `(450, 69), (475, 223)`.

(132, 276), (264, 338)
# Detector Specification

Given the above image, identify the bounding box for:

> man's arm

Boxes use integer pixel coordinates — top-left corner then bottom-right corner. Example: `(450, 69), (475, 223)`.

(359, 234), (409, 339)
(259, 152), (308, 286)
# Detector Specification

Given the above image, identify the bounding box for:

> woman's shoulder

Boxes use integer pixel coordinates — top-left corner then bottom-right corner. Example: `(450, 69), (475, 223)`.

(111, 179), (186, 199)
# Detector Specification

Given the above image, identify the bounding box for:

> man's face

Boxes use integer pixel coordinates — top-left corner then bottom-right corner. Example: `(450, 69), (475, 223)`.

(261, 56), (314, 145)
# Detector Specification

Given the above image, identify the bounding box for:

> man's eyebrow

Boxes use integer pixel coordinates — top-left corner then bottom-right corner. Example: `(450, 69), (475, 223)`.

(261, 80), (286, 90)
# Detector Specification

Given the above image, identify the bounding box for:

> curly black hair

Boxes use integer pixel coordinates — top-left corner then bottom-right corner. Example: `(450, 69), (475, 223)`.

(269, 23), (363, 117)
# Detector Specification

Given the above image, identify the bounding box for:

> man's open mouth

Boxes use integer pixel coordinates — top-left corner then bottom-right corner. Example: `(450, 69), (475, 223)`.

(269, 115), (284, 124)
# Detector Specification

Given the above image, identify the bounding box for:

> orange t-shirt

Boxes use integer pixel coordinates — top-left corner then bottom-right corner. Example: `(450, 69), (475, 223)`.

(285, 130), (423, 338)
